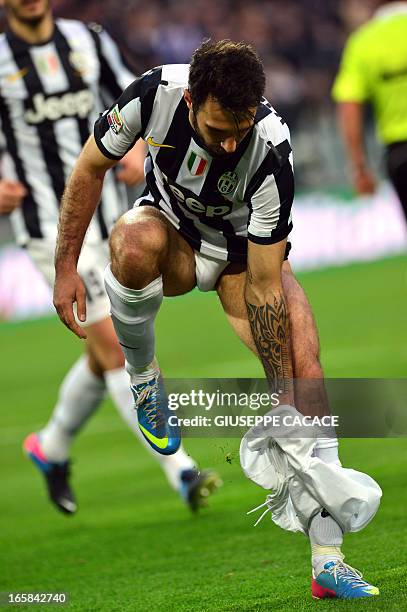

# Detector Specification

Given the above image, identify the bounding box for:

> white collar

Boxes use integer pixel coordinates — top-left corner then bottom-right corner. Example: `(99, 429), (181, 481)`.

(374, 2), (407, 20)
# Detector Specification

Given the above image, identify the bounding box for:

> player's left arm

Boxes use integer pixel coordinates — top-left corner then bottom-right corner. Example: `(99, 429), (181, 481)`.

(245, 152), (295, 405)
(245, 239), (294, 405)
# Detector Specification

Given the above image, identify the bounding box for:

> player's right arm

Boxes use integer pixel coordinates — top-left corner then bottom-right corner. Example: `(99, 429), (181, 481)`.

(54, 68), (164, 337)
(53, 136), (118, 338)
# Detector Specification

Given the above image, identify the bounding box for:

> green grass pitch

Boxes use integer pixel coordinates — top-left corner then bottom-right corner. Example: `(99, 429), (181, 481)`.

(1, 255), (406, 611)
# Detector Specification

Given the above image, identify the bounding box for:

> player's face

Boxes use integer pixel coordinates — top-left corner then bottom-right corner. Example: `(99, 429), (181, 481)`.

(185, 92), (256, 158)
(2, 0), (50, 25)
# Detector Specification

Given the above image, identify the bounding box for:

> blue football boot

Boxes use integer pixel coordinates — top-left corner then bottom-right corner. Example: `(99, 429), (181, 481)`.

(131, 375), (180, 455)
(314, 561), (379, 599)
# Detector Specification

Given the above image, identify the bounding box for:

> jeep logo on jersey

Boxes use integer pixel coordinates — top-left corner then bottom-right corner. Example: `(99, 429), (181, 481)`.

(217, 171), (238, 195)
(163, 174), (232, 218)
(24, 90), (94, 124)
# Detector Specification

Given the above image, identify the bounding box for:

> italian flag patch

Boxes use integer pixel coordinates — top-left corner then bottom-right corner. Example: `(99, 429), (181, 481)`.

(187, 151), (208, 176)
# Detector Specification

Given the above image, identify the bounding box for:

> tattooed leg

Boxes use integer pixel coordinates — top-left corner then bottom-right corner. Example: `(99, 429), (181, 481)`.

(246, 294), (292, 394)
(217, 260), (330, 416)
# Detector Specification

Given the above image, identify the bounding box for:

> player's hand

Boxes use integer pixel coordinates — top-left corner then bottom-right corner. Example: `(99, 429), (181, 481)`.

(53, 270), (88, 340)
(116, 156), (145, 186)
(352, 167), (376, 196)
(116, 141), (146, 186)
(0, 180), (27, 213)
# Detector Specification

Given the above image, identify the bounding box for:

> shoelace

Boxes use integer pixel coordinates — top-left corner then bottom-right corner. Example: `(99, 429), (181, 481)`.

(134, 379), (164, 430)
(246, 441), (289, 526)
(328, 562), (369, 589)
(247, 486), (289, 527)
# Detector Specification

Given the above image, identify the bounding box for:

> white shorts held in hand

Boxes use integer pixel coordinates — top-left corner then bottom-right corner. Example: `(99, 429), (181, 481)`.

(241, 405), (382, 535)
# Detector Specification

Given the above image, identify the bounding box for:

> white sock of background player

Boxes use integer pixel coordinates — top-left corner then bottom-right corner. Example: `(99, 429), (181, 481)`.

(39, 355), (105, 462)
(39, 356), (195, 489)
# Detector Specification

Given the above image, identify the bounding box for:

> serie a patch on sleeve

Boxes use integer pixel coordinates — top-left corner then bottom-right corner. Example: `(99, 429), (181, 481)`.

(107, 104), (124, 134)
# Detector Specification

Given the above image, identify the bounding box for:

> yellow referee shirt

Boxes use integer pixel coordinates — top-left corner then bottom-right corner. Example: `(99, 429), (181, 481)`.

(332, 3), (407, 144)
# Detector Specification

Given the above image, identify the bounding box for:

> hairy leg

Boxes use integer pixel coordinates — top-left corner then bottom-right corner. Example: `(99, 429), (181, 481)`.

(216, 261), (330, 416)
(219, 262), (344, 573)
(105, 206), (197, 376)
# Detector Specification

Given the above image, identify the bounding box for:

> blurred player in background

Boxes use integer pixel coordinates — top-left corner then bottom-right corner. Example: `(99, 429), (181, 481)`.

(333, 0), (407, 222)
(0, 0), (220, 514)
(53, 39), (381, 599)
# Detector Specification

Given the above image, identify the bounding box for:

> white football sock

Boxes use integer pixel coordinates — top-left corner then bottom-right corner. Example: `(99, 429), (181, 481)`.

(105, 367), (196, 490)
(313, 437), (341, 466)
(104, 265), (163, 379)
(39, 356), (106, 462)
(309, 510), (344, 577)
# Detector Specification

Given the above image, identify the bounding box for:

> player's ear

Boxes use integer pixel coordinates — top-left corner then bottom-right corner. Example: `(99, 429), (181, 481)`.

(184, 89), (193, 110)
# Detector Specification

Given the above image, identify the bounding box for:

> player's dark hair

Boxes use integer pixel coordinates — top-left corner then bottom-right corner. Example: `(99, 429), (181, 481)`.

(189, 40), (265, 120)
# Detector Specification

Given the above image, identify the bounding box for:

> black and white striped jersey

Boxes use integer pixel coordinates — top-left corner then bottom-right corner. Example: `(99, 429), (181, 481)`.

(95, 64), (294, 263)
(0, 19), (135, 246)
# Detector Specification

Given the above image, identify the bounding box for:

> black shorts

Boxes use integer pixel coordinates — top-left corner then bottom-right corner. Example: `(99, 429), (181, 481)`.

(386, 141), (407, 221)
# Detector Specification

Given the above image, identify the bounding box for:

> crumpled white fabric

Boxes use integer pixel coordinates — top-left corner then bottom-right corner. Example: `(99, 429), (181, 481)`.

(240, 405), (382, 535)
